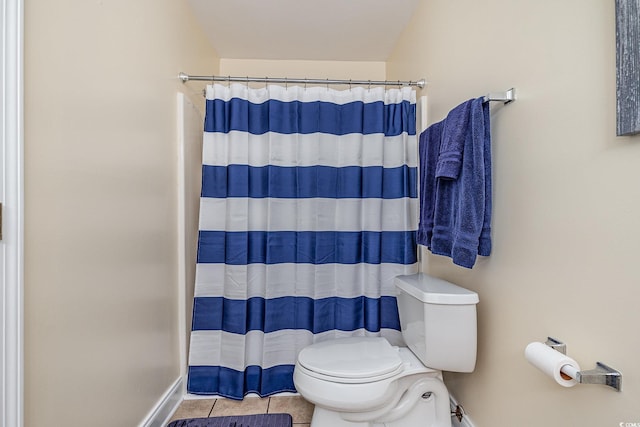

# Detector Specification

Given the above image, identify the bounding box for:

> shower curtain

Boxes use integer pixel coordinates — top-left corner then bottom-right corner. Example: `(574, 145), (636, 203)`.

(187, 83), (418, 398)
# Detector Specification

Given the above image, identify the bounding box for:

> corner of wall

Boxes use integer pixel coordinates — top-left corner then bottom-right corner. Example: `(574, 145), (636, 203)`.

(450, 394), (476, 427)
(138, 376), (185, 427)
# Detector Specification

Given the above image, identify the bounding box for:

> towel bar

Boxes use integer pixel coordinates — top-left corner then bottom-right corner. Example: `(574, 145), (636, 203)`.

(484, 88), (515, 104)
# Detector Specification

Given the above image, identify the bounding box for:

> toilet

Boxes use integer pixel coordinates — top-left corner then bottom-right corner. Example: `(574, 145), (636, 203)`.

(293, 273), (479, 427)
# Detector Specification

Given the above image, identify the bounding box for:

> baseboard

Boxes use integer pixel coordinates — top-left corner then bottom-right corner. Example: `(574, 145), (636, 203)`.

(450, 394), (476, 427)
(138, 376), (184, 427)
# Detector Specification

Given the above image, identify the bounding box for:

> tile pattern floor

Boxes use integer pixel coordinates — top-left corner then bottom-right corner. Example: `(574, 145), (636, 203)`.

(168, 395), (314, 427)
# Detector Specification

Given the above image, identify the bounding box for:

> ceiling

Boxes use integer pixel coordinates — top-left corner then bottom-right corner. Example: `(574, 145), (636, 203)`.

(187, 0), (421, 61)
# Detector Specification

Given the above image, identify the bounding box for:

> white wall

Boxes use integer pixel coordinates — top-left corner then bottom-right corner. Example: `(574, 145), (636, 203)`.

(23, 1), (218, 426)
(388, 1), (640, 426)
(178, 93), (204, 378)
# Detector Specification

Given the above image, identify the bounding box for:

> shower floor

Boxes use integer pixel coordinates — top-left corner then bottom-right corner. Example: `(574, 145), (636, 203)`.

(167, 395), (314, 427)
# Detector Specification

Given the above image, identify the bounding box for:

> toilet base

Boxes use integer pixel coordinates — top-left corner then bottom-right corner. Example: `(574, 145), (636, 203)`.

(310, 398), (440, 427)
(311, 407), (367, 427)
(308, 376), (452, 427)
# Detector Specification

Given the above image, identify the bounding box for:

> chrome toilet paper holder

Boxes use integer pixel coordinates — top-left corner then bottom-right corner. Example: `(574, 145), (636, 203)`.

(545, 337), (622, 392)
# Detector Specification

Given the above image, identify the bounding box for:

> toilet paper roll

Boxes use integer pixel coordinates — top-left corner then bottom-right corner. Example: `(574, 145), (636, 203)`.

(524, 342), (581, 387)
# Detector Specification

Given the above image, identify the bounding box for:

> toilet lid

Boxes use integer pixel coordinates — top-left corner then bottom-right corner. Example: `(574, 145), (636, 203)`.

(297, 337), (403, 380)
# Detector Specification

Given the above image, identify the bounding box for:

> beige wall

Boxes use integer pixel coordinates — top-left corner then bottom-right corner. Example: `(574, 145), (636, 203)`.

(24, 0), (639, 424)
(24, 1), (218, 426)
(388, 1), (639, 425)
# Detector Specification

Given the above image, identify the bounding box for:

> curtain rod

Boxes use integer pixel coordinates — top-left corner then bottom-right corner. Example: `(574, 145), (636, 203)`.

(178, 72), (426, 89)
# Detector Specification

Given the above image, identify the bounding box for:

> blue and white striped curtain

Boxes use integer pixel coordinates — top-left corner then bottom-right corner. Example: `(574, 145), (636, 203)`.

(187, 83), (418, 398)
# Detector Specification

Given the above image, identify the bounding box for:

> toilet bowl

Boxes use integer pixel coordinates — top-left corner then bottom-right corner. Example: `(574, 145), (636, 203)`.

(293, 338), (451, 427)
(293, 273), (479, 427)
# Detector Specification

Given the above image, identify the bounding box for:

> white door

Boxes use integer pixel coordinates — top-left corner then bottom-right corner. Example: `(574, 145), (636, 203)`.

(1, 0), (24, 425)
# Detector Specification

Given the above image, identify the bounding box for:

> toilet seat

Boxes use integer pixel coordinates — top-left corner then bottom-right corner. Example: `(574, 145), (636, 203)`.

(297, 337), (405, 384)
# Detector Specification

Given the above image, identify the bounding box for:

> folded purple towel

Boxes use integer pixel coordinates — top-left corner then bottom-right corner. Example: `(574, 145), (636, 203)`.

(435, 100), (473, 180)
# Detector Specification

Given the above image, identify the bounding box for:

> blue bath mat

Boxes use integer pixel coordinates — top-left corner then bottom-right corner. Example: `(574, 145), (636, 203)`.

(167, 413), (292, 427)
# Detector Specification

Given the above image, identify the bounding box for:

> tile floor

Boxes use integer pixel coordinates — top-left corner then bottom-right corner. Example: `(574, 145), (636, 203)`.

(167, 395), (314, 426)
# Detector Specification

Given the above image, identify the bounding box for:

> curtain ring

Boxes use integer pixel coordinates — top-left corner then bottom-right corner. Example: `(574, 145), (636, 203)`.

(304, 78), (307, 91)
(326, 78), (329, 92)
(245, 76), (249, 88)
(368, 80), (372, 92)
(227, 75), (231, 87)
(349, 79), (352, 90)
(285, 77), (288, 90)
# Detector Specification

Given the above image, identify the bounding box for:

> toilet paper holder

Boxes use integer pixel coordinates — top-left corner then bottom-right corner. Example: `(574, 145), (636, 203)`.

(545, 337), (622, 392)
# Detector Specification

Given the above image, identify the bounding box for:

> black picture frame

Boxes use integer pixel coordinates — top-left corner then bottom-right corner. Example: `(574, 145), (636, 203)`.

(616, 0), (640, 136)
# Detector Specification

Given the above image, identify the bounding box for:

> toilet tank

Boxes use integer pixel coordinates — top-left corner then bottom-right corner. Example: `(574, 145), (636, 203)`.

(394, 273), (479, 373)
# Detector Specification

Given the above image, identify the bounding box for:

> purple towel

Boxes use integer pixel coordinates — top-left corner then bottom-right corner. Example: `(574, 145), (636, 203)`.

(417, 97), (492, 268)
(478, 99), (492, 257)
(416, 120), (444, 248)
(435, 100), (473, 180)
(167, 413), (293, 427)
